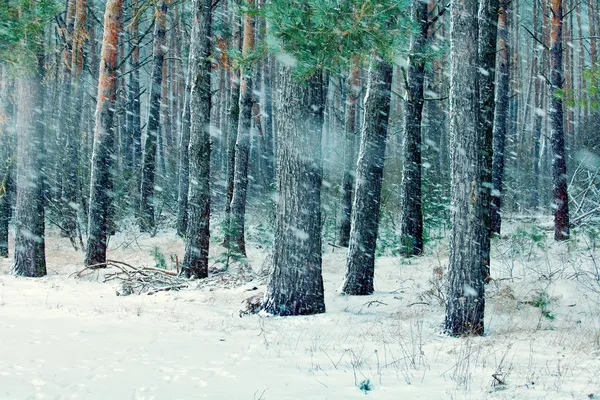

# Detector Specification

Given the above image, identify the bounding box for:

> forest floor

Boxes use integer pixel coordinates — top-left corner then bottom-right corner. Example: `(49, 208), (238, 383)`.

(1, 218), (600, 399)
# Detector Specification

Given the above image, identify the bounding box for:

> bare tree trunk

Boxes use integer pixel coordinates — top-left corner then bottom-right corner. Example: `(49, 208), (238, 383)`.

(229, 0), (256, 256)
(478, 0), (499, 284)
(183, 0), (212, 279)
(85, 0), (123, 266)
(399, 0), (428, 256)
(337, 64), (359, 248)
(491, 0), (509, 234)
(0, 70), (13, 258)
(127, 0), (142, 175)
(262, 68), (326, 316)
(13, 52), (47, 277)
(139, 0), (167, 233)
(225, 3), (242, 220)
(176, 73), (192, 237)
(444, 0), (485, 336)
(550, 0), (570, 240)
(341, 58), (393, 295)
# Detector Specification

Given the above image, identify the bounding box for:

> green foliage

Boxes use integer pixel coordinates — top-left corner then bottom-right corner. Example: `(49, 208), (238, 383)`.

(359, 378), (373, 393)
(0, 0), (59, 70)
(529, 290), (556, 322)
(151, 246), (167, 270)
(564, 65), (600, 109)
(263, 0), (412, 76)
(215, 219), (247, 270)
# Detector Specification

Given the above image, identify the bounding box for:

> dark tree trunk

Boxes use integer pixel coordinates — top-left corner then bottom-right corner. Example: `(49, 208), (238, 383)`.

(176, 73), (192, 237)
(444, 0), (486, 336)
(0, 101), (12, 258)
(261, 55), (274, 188)
(478, 0), (499, 282)
(13, 53), (47, 277)
(126, 0), (141, 176)
(399, 0), (427, 257)
(85, 0), (123, 267)
(550, 0), (570, 241)
(139, 0), (167, 233)
(491, 1), (509, 234)
(341, 58), (393, 296)
(229, 1), (256, 256)
(337, 64), (359, 248)
(183, 0), (212, 279)
(262, 68), (326, 316)
(225, 6), (242, 219)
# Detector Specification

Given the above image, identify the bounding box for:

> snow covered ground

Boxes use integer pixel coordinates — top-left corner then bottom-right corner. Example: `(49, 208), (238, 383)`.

(1, 223), (600, 399)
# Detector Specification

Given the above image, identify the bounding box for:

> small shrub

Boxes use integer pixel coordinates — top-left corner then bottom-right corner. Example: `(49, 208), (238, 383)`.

(359, 378), (372, 394)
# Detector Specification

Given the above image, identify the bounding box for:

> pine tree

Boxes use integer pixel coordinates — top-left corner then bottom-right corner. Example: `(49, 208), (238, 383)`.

(85, 0), (123, 266)
(549, 0), (570, 240)
(262, 67), (326, 315)
(444, 0), (486, 336)
(341, 57), (393, 295)
(183, 0), (212, 279)
(399, 0), (428, 256)
(139, 0), (167, 233)
(13, 53), (47, 277)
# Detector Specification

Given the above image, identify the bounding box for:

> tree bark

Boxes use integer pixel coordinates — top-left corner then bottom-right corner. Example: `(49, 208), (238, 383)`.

(399, 0), (428, 257)
(262, 68), (326, 316)
(478, 0), (499, 282)
(444, 0), (486, 336)
(139, 0), (167, 233)
(337, 64), (360, 248)
(491, 0), (509, 234)
(13, 53), (47, 277)
(176, 71), (192, 237)
(550, 0), (570, 240)
(183, 0), (212, 279)
(85, 0), (123, 266)
(126, 0), (141, 176)
(341, 58), (393, 296)
(229, 0), (256, 256)
(225, 3), (242, 220)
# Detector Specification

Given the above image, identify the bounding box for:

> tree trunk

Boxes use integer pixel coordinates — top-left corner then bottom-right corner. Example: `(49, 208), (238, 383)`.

(225, 4), (242, 219)
(444, 0), (485, 336)
(478, 0), (499, 283)
(183, 0), (212, 279)
(337, 64), (360, 248)
(13, 53), (47, 277)
(126, 0), (141, 177)
(229, 0), (256, 256)
(399, 0), (428, 256)
(341, 58), (393, 295)
(176, 73), (192, 237)
(139, 0), (167, 233)
(85, 0), (123, 266)
(491, 0), (509, 234)
(262, 68), (326, 316)
(550, 0), (569, 240)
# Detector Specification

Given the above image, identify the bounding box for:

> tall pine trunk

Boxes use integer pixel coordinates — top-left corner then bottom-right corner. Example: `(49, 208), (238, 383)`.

(550, 0), (570, 240)
(229, 1), (256, 256)
(13, 53), (47, 277)
(444, 0), (486, 336)
(262, 68), (326, 316)
(478, 0), (499, 282)
(225, 5), (242, 220)
(183, 0), (212, 279)
(139, 0), (167, 233)
(341, 58), (393, 295)
(399, 0), (428, 256)
(337, 64), (359, 248)
(491, 0), (509, 234)
(126, 0), (141, 180)
(85, 0), (123, 266)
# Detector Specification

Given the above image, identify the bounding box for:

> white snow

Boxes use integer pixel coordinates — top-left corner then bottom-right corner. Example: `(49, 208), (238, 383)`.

(1, 220), (599, 399)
